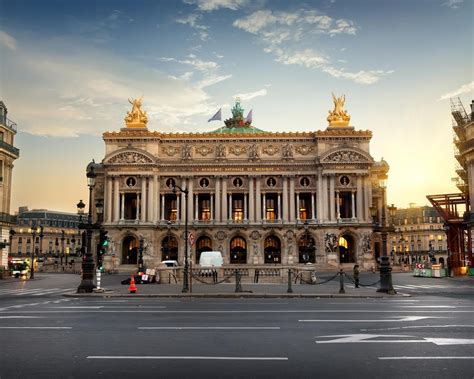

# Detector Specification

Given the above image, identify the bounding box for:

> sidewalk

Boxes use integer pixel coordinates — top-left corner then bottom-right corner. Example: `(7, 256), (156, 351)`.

(67, 273), (409, 298)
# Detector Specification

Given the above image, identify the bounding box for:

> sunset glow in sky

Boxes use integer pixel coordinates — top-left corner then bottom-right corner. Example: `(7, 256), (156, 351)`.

(1, 0), (472, 213)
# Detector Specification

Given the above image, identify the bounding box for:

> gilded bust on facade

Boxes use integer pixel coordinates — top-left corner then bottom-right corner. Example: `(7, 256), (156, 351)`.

(125, 97), (148, 128)
(327, 93), (351, 127)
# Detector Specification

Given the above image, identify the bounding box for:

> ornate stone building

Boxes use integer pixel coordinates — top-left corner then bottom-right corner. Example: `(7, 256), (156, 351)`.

(0, 101), (20, 269)
(93, 95), (390, 271)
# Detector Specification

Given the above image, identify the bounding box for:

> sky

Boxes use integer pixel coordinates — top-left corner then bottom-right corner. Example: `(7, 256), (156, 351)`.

(0, 0), (472, 214)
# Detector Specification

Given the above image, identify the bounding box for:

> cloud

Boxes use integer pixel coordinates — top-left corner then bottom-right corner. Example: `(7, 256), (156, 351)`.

(442, 0), (464, 9)
(176, 13), (209, 41)
(438, 81), (474, 100)
(0, 33), (222, 137)
(159, 53), (231, 89)
(160, 54), (218, 71)
(198, 74), (233, 88)
(184, 0), (248, 12)
(0, 30), (17, 50)
(234, 8), (392, 84)
(234, 89), (267, 101)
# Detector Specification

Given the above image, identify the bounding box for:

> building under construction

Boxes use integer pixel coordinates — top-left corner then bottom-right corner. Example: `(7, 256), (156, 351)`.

(427, 98), (474, 275)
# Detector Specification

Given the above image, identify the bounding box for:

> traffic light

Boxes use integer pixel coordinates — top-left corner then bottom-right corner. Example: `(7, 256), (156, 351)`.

(99, 229), (109, 252)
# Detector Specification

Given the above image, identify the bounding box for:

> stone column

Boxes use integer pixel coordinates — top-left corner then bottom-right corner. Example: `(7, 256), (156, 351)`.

(289, 176), (295, 222)
(176, 193), (180, 222)
(256, 177), (261, 221)
(329, 175), (335, 221)
(195, 194), (199, 220)
(335, 190), (340, 219)
(106, 177), (112, 223)
(114, 178), (120, 222)
(282, 176), (288, 222)
(356, 175), (363, 221)
(154, 175), (159, 223)
(228, 193), (233, 221)
(222, 177), (227, 222)
(351, 190), (356, 219)
(277, 193), (281, 221)
(317, 171), (322, 221)
(140, 178), (146, 222)
(120, 192), (125, 221)
(262, 193), (266, 221)
(180, 178), (186, 222)
(147, 177), (153, 223)
(188, 178), (193, 222)
(210, 194), (214, 221)
(215, 178), (221, 222)
(311, 193), (315, 220)
(244, 194), (248, 221)
(161, 194), (165, 221)
(136, 193), (140, 221)
(248, 177), (254, 222)
(296, 193), (300, 221)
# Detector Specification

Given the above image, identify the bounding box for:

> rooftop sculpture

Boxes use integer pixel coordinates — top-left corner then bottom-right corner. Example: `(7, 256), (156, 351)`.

(327, 93), (351, 127)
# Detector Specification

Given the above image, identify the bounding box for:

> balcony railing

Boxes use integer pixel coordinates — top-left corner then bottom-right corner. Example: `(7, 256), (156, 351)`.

(0, 117), (17, 133)
(0, 140), (19, 157)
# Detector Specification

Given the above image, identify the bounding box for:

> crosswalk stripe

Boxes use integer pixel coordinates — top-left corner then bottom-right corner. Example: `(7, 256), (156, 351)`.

(0, 288), (75, 296)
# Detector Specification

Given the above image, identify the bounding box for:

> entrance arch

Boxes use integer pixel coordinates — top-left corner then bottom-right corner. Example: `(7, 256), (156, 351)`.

(264, 236), (281, 264)
(338, 234), (355, 263)
(196, 236), (212, 263)
(122, 235), (139, 264)
(230, 236), (247, 264)
(298, 234), (316, 263)
(161, 235), (178, 261)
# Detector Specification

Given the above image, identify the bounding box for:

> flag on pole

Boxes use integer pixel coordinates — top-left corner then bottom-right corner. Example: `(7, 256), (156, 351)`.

(208, 108), (222, 122)
(245, 109), (253, 124)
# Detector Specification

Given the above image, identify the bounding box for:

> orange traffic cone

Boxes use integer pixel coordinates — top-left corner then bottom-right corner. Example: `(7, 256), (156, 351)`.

(129, 274), (137, 294)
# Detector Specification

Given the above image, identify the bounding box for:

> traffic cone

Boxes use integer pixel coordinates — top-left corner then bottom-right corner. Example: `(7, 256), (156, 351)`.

(129, 274), (137, 294)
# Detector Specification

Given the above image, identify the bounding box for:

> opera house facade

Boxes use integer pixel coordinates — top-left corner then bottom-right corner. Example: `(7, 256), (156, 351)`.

(93, 95), (389, 271)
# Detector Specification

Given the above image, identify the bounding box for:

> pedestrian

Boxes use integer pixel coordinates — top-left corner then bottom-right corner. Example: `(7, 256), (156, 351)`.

(353, 264), (360, 288)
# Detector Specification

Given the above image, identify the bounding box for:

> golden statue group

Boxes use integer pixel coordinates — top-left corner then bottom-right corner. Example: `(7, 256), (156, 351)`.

(327, 92), (351, 127)
(125, 97), (148, 128)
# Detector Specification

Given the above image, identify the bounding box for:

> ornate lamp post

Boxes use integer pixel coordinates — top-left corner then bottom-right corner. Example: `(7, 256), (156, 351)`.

(30, 224), (41, 279)
(39, 226), (44, 261)
(370, 179), (397, 294)
(170, 183), (189, 293)
(77, 162), (99, 293)
(61, 230), (65, 267)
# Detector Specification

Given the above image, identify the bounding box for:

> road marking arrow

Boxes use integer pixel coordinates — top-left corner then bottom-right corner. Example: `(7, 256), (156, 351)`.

(315, 334), (474, 345)
(300, 316), (441, 322)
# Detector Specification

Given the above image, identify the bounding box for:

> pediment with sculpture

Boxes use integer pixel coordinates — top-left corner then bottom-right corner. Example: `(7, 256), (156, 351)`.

(321, 149), (372, 164)
(106, 150), (155, 165)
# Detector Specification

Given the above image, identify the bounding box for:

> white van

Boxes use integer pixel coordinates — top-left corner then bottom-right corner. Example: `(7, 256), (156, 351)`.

(199, 251), (223, 267)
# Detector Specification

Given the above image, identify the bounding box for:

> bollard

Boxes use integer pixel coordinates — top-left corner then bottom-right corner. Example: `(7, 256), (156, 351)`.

(287, 269), (293, 293)
(96, 269), (101, 290)
(338, 269), (345, 294)
(235, 269), (242, 293)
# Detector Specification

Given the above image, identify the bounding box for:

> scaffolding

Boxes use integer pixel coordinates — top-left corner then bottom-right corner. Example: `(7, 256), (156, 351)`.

(451, 97), (469, 193)
(426, 193), (471, 275)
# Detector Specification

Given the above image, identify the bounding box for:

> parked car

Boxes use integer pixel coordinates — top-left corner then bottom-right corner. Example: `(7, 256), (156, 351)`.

(160, 260), (178, 267)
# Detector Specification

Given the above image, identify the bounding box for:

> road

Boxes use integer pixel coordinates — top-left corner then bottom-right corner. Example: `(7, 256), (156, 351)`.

(0, 273), (473, 378)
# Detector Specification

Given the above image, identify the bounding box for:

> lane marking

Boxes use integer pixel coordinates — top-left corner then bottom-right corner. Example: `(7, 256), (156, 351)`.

(379, 356), (474, 360)
(0, 326), (72, 329)
(299, 316), (442, 322)
(87, 356), (288, 361)
(1, 310), (473, 314)
(315, 334), (474, 345)
(0, 316), (43, 319)
(138, 326), (280, 330)
(51, 306), (104, 309)
(397, 306), (457, 309)
(361, 325), (474, 332)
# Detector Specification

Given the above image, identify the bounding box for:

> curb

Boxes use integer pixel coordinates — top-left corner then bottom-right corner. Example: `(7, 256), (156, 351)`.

(64, 292), (410, 299)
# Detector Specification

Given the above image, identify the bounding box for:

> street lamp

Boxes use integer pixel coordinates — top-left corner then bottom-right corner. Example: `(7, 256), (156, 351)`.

(30, 224), (41, 279)
(170, 183), (189, 293)
(77, 161), (99, 293)
(61, 230), (65, 267)
(370, 181), (397, 294)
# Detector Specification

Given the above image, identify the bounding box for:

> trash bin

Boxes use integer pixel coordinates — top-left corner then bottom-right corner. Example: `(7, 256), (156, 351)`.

(432, 264), (441, 278)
